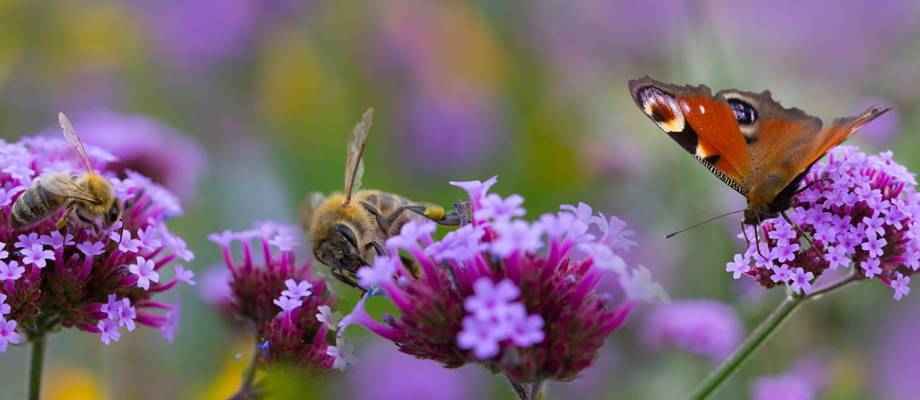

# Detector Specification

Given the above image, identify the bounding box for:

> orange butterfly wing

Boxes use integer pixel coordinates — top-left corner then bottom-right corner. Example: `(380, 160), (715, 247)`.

(629, 77), (752, 195)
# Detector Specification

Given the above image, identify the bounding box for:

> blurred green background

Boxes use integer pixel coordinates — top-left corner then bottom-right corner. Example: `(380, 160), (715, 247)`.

(0, 1), (919, 399)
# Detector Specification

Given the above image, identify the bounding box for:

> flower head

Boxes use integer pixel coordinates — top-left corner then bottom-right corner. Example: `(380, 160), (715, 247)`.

(0, 132), (191, 351)
(340, 177), (661, 383)
(210, 222), (337, 369)
(727, 147), (920, 300)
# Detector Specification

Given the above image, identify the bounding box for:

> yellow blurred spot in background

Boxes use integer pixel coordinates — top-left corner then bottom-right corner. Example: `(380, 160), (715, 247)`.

(257, 28), (347, 133)
(50, 2), (141, 73)
(45, 368), (107, 400)
(196, 339), (253, 400)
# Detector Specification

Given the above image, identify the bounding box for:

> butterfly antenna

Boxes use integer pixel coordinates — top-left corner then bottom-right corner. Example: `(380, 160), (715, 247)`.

(665, 209), (745, 239)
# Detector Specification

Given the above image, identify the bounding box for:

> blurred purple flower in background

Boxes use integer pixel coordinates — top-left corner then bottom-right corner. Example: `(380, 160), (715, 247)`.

(853, 98), (901, 147)
(0, 126), (191, 350)
(35, 112), (206, 201)
(875, 303), (920, 400)
(342, 176), (665, 388)
(398, 89), (502, 174)
(641, 300), (743, 361)
(727, 147), (920, 300)
(708, 1), (920, 79)
(752, 357), (826, 400)
(133, 0), (258, 69)
(344, 341), (484, 400)
(372, 1), (507, 175)
(529, 1), (690, 92)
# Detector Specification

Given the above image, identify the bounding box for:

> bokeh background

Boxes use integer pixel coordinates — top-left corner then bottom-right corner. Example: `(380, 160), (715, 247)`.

(1, 1), (919, 399)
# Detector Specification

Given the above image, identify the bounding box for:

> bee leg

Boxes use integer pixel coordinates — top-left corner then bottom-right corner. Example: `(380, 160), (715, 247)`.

(55, 207), (75, 230)
(365, 241), (385, 256)
(332, 269), (363, 292)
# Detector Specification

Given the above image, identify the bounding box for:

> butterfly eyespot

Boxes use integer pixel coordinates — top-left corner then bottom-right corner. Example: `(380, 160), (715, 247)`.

(727, 98), (758, 125)
(636, 86), (686, 133)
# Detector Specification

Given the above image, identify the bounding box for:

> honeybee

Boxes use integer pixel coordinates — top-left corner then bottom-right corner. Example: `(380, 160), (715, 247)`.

(11, 113), (121, 230)
(303, 108), (462, 289)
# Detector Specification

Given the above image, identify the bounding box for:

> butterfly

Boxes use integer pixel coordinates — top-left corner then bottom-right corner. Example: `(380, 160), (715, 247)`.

(627, 77), (890, 228)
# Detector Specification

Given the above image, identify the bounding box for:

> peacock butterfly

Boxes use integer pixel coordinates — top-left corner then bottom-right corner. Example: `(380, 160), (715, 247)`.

(627, 76), (890, 226)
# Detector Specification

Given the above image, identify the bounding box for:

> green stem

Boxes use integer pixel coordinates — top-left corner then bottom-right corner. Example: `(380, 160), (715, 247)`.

(28, 335), (46, 400)
(230, 334), (261, 400)
(689, 272), (860, 400)
(530, 380), (546, 400)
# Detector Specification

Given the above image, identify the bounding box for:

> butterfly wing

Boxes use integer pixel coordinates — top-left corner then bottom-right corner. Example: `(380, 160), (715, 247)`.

(629, 77), (753, 195)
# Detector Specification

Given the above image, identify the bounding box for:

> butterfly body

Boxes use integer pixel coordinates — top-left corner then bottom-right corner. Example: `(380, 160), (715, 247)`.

(628, 77), (890, 225)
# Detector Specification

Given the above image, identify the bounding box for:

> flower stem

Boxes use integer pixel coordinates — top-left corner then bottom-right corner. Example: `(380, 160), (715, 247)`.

(506, 377), (547, 400)
(28, 335), (46, 400)
(231, 334), (261, 400)
(689, 272), (860, 400)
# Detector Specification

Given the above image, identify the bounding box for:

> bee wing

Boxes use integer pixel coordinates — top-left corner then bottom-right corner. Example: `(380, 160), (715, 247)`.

(300, 192), (326, 231)
(343, 108), (374, 203)
(40, 173), (98, 203)
(58, 113), (96, 173)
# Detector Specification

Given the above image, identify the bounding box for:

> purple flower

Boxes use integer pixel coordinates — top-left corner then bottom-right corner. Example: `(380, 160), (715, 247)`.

(173, 266), (196, 286)
(0, 260), (23, 281)
(0, 293), (9, 316)
(97, 319), (121, 345)
(789, 268), (815, 295)
(47, 231), (74, 250)
(475, 193), (525, 222)
(343, 341), (483, 400)
(890, 273), (910, 300)
(21, 243), (54, 269)
(426, 225), (485, 263)
(751, 358), (826, 400)
(133, 0), (258, 69)
(113, 230), (143, 254)
(726, 254), (751, 279)
(210, 222), (338, 369)
(385, 219), (436, 251)
(641, 300), (743, 361)
(464, 278), (521, 320)
(728, 147), (920, 300)
(489, 220), (543, 257)
(0, 128), (191, 350)
(340, 177), (653, 383)
(0, 318), (24, 351)
(128, 256), (160, 290)
(273, 295), (303, 314)
(280, 279), (312, 300)
(199, 266), (232, 307)
(77, 241), (105, 257)
(457, 316), (502, 359)
(357, 256), (398, 290)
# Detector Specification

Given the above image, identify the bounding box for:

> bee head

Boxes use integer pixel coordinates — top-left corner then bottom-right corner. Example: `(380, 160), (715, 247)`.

(313, 223), (368, 276)
(103, 200), (123, 228)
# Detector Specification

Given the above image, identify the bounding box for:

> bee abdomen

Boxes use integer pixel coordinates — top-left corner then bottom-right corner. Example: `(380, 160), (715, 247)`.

(11, 185), (63, 229)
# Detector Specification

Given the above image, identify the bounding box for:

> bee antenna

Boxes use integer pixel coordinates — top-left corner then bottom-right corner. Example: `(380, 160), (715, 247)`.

(665, 209), (746, 239)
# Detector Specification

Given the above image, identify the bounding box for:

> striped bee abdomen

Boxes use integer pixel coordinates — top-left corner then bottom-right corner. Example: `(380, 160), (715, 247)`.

(11, 184), (66, 229)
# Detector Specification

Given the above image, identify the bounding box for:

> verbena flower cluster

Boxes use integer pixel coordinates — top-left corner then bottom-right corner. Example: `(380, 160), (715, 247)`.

(342, 176), (665, 384)
(209, 222), (340, 369)
(727, 147), (920, 300)
(0, 136), (193, 351)
(641, 300), (743, 362)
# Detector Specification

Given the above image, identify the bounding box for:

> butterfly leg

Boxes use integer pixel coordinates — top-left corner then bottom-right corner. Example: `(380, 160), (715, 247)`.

(754, 216), (768, 259)
(781, 211), (817, 253)
(741, 220), (752, 248)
